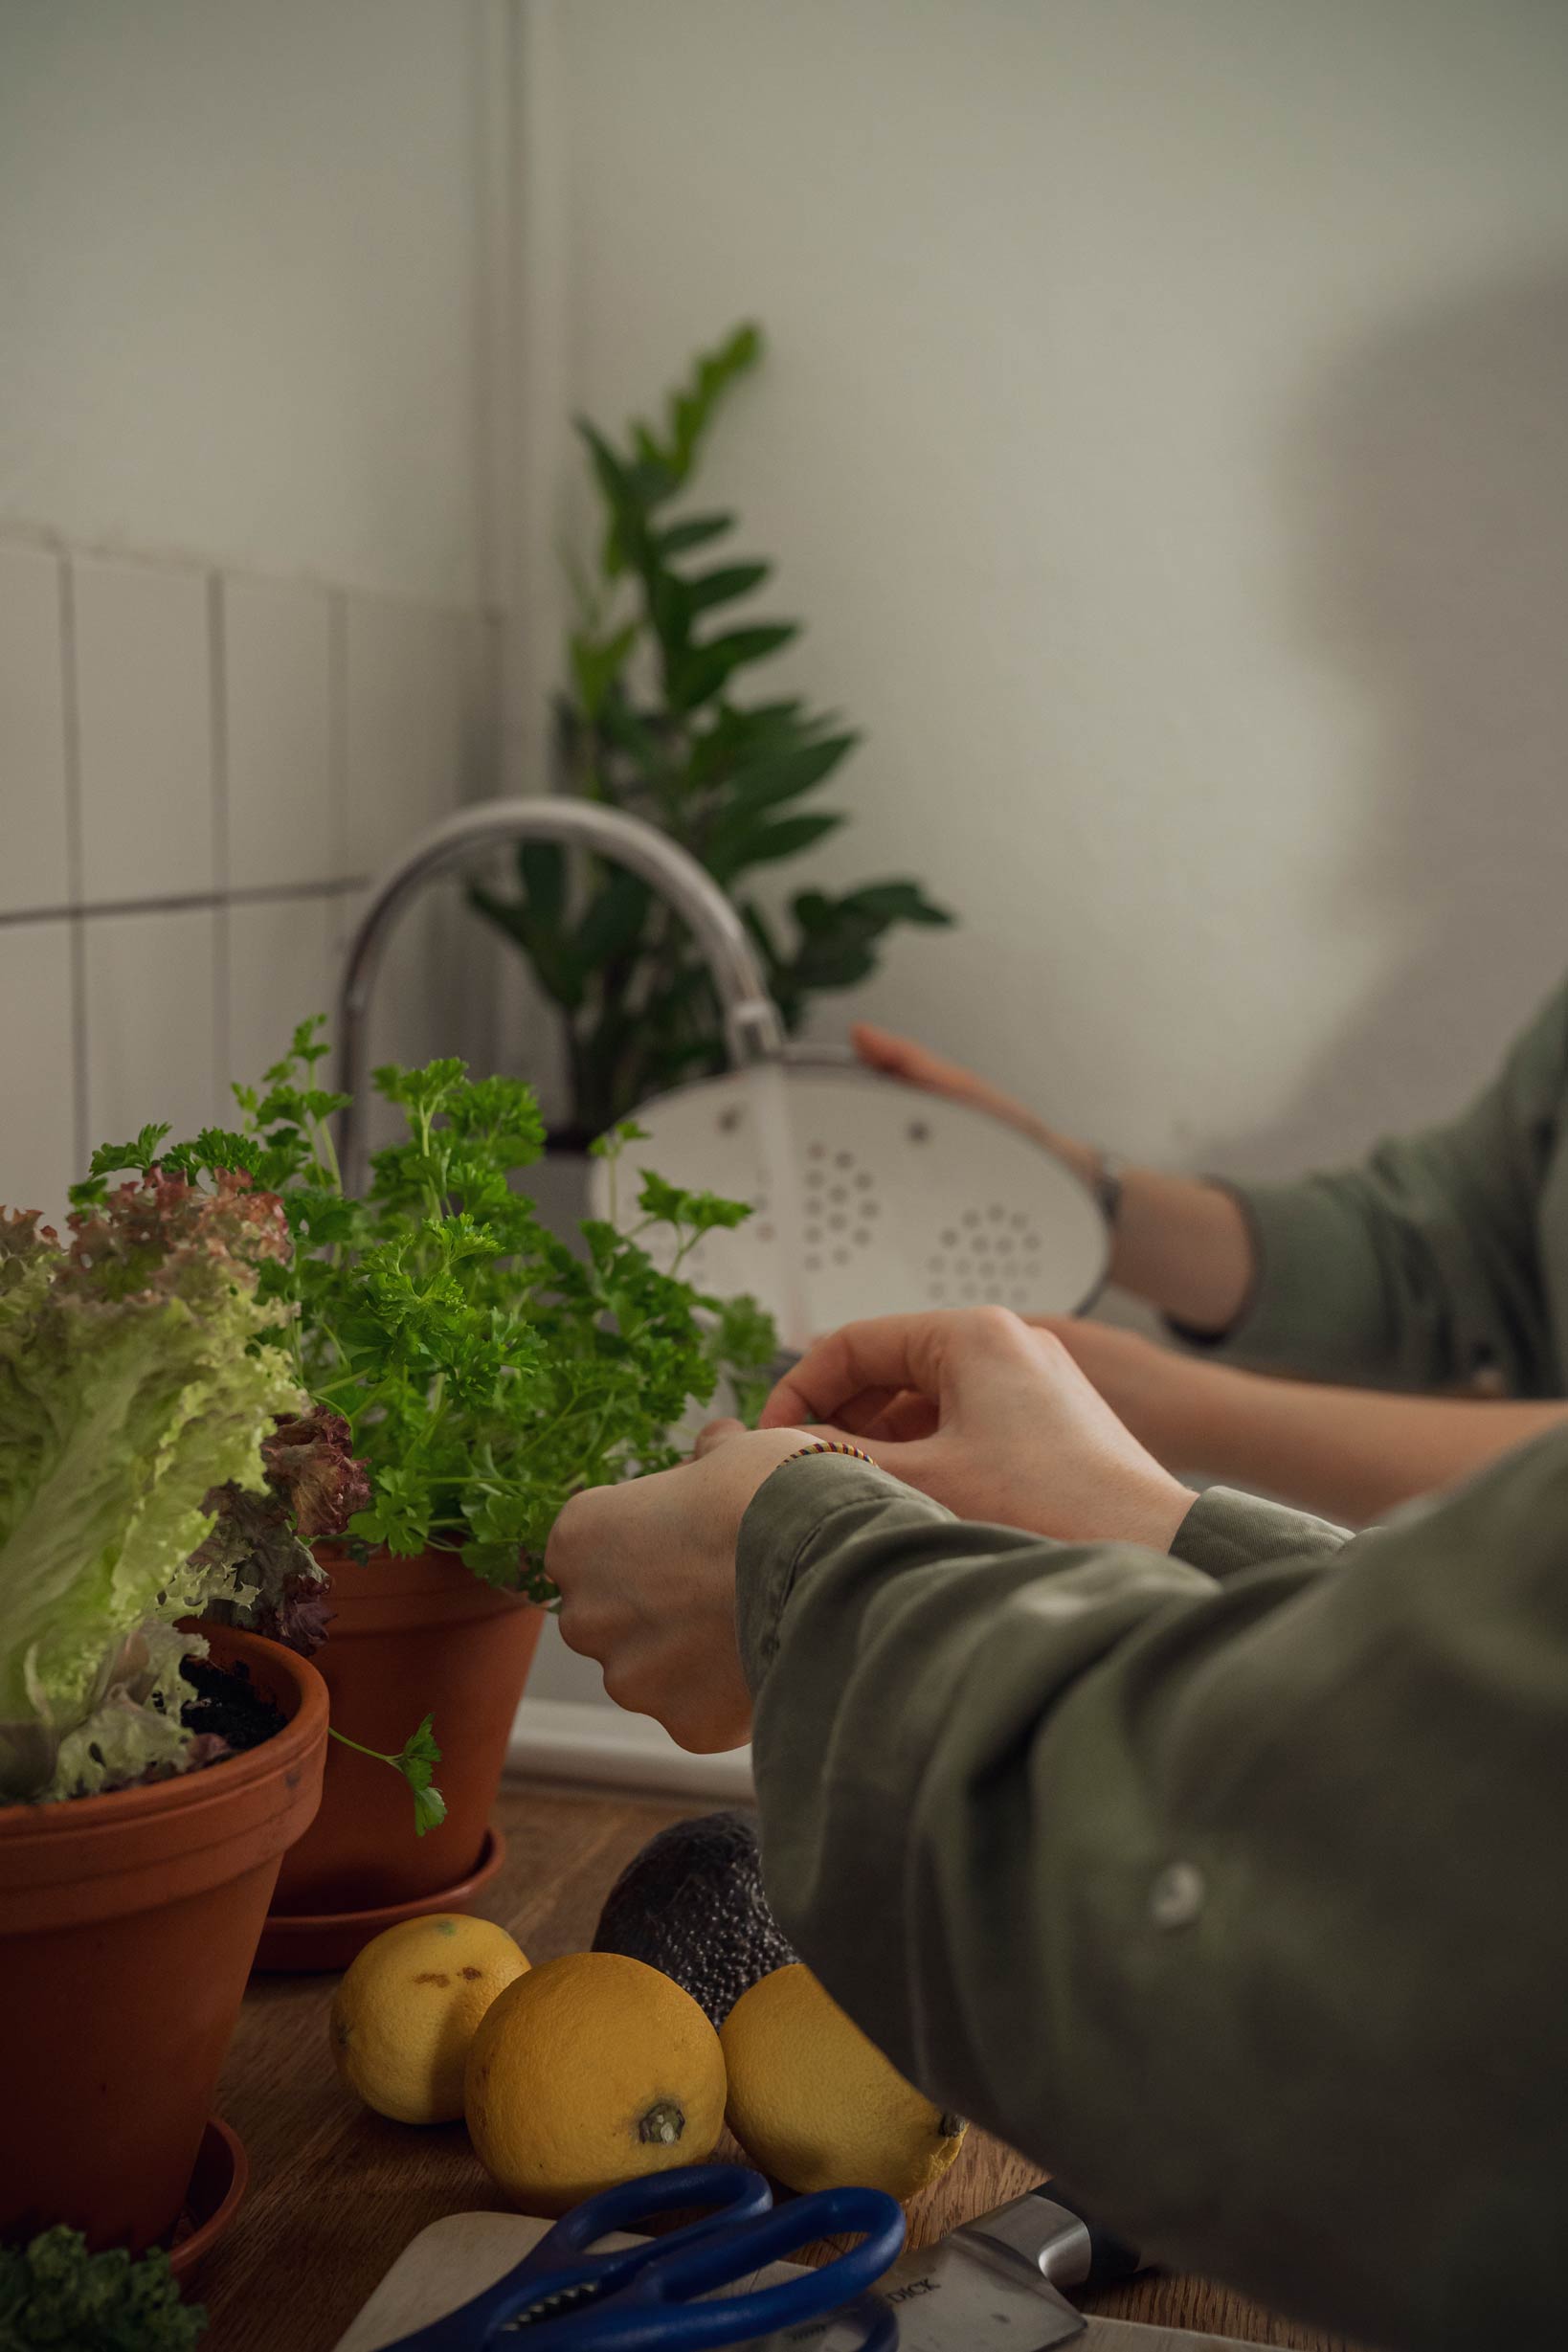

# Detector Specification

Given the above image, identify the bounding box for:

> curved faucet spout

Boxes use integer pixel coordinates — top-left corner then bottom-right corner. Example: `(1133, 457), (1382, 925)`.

(334, 797), (786, 1189)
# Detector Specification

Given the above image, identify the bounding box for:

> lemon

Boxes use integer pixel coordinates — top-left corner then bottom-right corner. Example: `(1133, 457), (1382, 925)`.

(465, 1952), (727, 2214)
(722, 1962), (967, 2201)
(331, 1913), (528, 2124)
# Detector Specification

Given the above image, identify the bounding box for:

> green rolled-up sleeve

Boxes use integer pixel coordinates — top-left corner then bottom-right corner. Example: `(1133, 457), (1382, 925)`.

(737, 1441), (1568, 2352)
(1176, 976), (1568, 1396)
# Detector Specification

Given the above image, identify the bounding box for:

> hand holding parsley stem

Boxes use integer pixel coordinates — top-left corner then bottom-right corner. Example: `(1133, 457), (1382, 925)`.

(548, 1308), (1193, 1753)
(758, 1308), (1194, 1548)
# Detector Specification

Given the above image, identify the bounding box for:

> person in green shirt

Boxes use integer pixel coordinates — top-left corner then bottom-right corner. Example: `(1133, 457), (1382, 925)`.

(547, 1307), (1568, 2351)
(852, 973), (1568, 1523)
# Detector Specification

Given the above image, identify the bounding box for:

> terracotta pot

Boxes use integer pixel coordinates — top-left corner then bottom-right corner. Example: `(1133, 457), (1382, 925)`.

(0, 1627), (327, 2253)
(266, 1548), (543, 1924)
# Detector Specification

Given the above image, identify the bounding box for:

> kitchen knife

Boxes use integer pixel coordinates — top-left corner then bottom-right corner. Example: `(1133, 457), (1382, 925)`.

(791, 2181), (1268, 2352)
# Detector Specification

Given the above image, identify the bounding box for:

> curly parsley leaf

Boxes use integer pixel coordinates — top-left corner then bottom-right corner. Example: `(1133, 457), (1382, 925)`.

(0, 2227), (206, 2350)
(328, 1711), (446, 1836)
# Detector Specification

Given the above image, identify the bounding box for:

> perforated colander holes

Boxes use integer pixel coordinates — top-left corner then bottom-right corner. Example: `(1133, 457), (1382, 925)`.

(925, 1203), (1047, 1308)
(803, 1142), (880, 1274)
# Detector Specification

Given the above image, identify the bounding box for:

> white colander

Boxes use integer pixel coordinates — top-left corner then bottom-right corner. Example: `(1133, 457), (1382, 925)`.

(587, 1049), (1108, 1352)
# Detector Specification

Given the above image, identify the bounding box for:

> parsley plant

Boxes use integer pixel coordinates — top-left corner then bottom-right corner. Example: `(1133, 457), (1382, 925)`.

(77, 1020), (777, 1606)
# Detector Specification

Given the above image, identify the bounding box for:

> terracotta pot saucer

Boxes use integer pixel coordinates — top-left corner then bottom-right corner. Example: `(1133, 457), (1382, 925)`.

(167, 2117), (248, 2281)
(252, 1825), (507, 1973)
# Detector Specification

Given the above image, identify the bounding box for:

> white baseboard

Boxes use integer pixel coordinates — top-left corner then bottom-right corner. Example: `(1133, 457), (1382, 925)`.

(504, 1697), (755, 1802)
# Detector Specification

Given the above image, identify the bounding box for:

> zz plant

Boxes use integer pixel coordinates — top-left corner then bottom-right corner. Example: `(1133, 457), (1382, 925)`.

(470, 322), (952, 1136)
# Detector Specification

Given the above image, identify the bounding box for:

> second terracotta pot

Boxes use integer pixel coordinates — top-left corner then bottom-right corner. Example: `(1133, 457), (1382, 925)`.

(266, 1547), (543, 1924)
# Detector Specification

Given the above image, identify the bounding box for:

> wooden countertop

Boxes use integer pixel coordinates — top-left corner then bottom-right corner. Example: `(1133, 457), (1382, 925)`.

(202, 1781), (1357, 2351)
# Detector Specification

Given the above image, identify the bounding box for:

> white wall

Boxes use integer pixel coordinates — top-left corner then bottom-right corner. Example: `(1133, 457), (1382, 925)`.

(532, 0), (1568, 1181)
(0, 0), (504, 606)
(0, 1), (505, 1231)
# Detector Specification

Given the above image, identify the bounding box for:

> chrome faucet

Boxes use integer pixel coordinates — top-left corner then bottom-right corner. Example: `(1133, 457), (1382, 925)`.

(334, 797), (786, 1188)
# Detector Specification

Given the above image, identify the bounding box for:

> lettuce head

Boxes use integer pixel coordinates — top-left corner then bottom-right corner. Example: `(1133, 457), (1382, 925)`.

(0, 1174), (302, 1803)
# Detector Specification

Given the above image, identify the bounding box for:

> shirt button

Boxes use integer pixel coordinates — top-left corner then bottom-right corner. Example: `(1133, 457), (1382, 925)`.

(1150, 1861), (1205, 1929)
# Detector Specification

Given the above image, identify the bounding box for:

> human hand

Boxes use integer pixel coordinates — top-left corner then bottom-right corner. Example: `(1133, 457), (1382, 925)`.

(851, 1023), (1058, 1148)
(761, 1307), (1194, 1550)
(546, 1423), (812, 1752)
(1029, 1315), (1230, 1468)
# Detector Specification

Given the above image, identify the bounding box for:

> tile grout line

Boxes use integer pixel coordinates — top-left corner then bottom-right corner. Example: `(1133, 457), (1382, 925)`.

(208, 571), (231, 1109)
(56, 553), (90, 1178)
(0, 877), (371, 931)
(329, 586), (350, 888)
(0, 519), (502, 629)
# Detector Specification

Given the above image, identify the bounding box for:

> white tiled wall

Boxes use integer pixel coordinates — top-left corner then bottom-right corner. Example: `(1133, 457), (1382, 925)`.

(0, 542), (72, 911)
(223, 574), (340, 893)
(0, 528), (502, 1228)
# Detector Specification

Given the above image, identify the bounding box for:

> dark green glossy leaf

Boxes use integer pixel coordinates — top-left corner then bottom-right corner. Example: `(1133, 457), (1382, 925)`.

(686, 698), (816, 785)
(791, 887), (836, 935)
(794, 941), (880, 989)
(595, 692), (668, 770)
(570, 620), (638, 721)
(664, 323), (762, 482)
(708, 808), (843, 882)
(657, 512), (734, 557)
(646, 572), (693, 659)
(729, 731), (858, 810)
(741, 899), (784, 968)
(683, 561), (771, 613)
(576, 869), (650, 964)
(519, 840), (567, 926)
(467, 881), (535, 954)
(669, 623), (800, 711)
(839, 878), (954, 927)
(577, 419), (652, 575)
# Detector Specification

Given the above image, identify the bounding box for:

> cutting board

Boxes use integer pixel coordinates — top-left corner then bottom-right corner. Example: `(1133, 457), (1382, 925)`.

(333, 2214), (581, 2350)
(331, 2210), (827, 2352)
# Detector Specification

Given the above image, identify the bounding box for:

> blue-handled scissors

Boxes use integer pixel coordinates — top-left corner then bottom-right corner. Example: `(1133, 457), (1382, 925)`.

(383, 2162), (907, 2351)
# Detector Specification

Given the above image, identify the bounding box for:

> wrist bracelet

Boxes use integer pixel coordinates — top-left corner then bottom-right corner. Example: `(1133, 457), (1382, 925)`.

(1091, 1149), (1126, 1229)
(777, 1438), (880, 1470)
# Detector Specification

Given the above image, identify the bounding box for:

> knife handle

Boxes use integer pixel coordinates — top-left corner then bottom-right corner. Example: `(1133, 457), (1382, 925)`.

(1028, 2179), (1147, 2289)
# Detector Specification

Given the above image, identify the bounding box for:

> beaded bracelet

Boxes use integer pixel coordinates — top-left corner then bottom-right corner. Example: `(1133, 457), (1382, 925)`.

(776, 1438), (879, 1469)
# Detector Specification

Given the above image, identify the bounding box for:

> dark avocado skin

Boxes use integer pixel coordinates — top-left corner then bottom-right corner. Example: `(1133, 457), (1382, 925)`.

(591, 1810), (797, 2027)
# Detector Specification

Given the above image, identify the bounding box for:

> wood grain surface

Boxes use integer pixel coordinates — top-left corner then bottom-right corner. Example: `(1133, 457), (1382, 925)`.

(200, 1781), (1361, 2351)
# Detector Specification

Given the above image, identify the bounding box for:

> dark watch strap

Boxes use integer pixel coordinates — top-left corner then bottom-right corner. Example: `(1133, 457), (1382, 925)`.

(1091, 1149), (1125, 1229)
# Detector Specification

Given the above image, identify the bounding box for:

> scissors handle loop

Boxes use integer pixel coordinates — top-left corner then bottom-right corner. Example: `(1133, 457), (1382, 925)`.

(602, 2184), (907, 2350)
(541, 2163), (773, 2257)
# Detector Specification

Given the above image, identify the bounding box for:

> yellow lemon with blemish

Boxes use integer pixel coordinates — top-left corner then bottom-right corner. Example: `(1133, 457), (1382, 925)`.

(465, 1952), (727, 2214)
(331, 1913), (528, 2123)
(722, 1963), (967, 2200)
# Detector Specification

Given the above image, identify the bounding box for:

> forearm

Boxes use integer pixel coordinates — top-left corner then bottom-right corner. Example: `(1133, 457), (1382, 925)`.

(1107, 1166), (1254, 1331)
(1177, 1366), (1568, 1523)
(1026, 1120), (1255, 1333)
(737, 1442), (1568, 2349)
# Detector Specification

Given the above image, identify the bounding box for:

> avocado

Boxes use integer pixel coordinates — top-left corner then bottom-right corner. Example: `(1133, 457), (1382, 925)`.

(592, 1810), (797, 2027)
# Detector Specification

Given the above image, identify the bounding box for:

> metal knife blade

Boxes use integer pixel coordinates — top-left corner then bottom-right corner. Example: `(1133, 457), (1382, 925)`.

(755, 2190), (1272, 2352)
(758, 2229), (1086, 2350)
(758, 2233), (1271, 2352)
(766, 2239), (1272, 2352)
